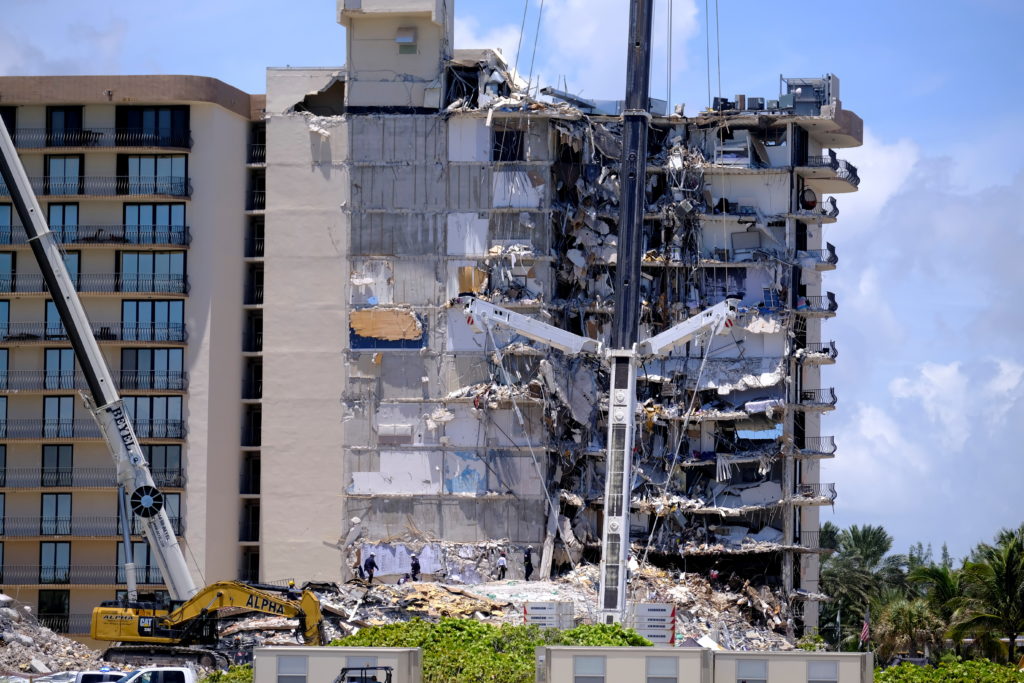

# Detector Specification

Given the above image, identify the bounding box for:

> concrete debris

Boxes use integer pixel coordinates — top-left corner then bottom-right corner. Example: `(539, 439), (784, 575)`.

(0, 593), (106, 673)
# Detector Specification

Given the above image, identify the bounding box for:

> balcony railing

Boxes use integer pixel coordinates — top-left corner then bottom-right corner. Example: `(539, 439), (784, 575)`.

(836, 159), (860, 187)
(799, 341), (838, 362)
(239, 520), (260, 542)
(0, 515), (183, 536)
(801, 155), (839, 170)
(795, 482), (838, 502)
(821, 196), (839, 218)
(0, 564), (165, 585)
(797, 243), (838, 268)
(797, 436), (838, 456)
(0, 176), (191, 198)
(0, 370), (186, 392)
(797, 387), (838, 407)
(0, 321), (187, 343)
(247, 144), (266, 164)
(247, 190), (266, 211)
(242, 378), (262, 400)
(241, 424), (261, 448)
(0, 419), (185, 440)
(795, 292), (838, 315)
(245, 237), (265, 258)
(244, 284), (263, 306)
(0, 225), (190, 247)
(243, 330), (263, 353)
(0, 273), (188, 295)
(12, 127), (192, 149)
(0, 466), (185, 488)
(37, 613), (93, 635)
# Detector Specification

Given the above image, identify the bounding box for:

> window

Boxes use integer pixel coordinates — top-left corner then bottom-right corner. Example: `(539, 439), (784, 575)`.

(48, 204), (78, 243)
(46, 106), (84, 147)
(118, 540), (161, 583)
(45, 348), (76, 389)
(573, 655), (605, 683)
(0, 204), (11, 244)
(121, 348), (183, 390)
(44, 396), (75, 438)
(0, 397), (6, 440)
(122, 300), (184, 341)
(116, 105), (189, 147)
(277, 655), (307, 683)
(41, 492), (71, 535)
(808, 661), (838, 683)
(123, 396), (182, 438)
(736, 659), (767, 683)
(124, 203), (185, 243)
(118, 251), (185, 293)
(0, 445), (5, 486)
(0, 107), (15, 137)
(44, 155), (83, 195)
(40, 541), (71, 583)
(492, 129), (524, 162)
(0, 300), (7, 338)
(144, 444), (182, 485)
(46, 300), (65, 340)
(42, 445), (73, 487)
(0, 348), (7, 390)
(37, 589), (70, 633)
(119, 155), (186, 195)
(646, 657), (678, 683)
(395, 26), (417, 54)
(0, 252), (14, 291)
(0, 492), (5, 536)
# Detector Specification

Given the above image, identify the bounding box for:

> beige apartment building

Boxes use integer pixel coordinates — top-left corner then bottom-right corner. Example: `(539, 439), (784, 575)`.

(0, 0), (859, 640)
(0, 75), (263, 635)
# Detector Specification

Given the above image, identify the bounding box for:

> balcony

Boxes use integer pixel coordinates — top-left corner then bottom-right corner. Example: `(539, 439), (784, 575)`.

(0, 564), (165, 585)
(786, 196), (839, 224)
(241, 424), (261, 448)
(242, 378), (262, 400)
(0, 273), (188, 296)
(796, 436), (837, 458)
(796, 242), (838, 271)
(37, 614), (93, 635)
(0, 466), (185, 488)
(247, 144), (266, 165)
(239, 520), (259, 543)
(795, 530), (826, 551)
(0, 370), (186, 393)
(0, 225), (191, 247)
(243, 330), (263, 353)
(0, 322), (187, 344)
(245, 237), (265, 258)
(794, 482), (838, 504)
(0, 515), (183, 537)
(0, 176), (192, 198)
(794, 292), (838, 317)
(797, 152), (860, 193)
(11, 127), (191, 149)
(0, 419), (185, 440)
(794, 387), (838, 411)
(247, 190), (266, 212)
(796, 341), (838, 365)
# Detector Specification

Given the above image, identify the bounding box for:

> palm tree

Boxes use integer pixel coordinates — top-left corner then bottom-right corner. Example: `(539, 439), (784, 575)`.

(872, 597), (944, 664)
(909, 562), (965, 655)
(949, 525), (1024, 662)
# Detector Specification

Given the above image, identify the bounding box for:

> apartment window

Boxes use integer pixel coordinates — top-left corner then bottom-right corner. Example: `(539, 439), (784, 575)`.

(44, 396), (75, 438)
(44, 155), (83, 195)
(736, 659), (767, 683)
(144, 444), (182, 485)
(45, 348), (76, 389)
(573, 655), (605, 683)
(0, 397), (6, 440)
(41, 492), (71, 535)
(0, 204), (11, 244)
(116, 106), (189, 147)
(0, 252), (14, 291)
(808, 661), (838, 683)
(277, 655), (307, 683)
(40, 541), (71, 583)
(395, 26), (417, 55)
(124, 203), (185, 243)
(0, 445), (5, 486)
(123, 395), (182, 438)
(45, 300), (65, 339)
(122, 300), (183, 341)
(0, 492), (5, 536)
(118, 155), (186, 195)
(118, 251), (185, 293)
(117, 540), (159, 583)
(48, 204), (78, 242)
(0, 300), (7, 338)
(46, 106), (84, 147)
(646, 657), (678, 683)
(492, 129), (524, 162)
(121, 348), (183, 390)
(42, 445), (73, 487)
(0, 348), (7, 390)
(38, 589), (70, 633)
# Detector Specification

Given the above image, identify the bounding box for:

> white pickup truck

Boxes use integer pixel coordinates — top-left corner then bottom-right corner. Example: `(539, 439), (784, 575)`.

(113, 669), (198, 683)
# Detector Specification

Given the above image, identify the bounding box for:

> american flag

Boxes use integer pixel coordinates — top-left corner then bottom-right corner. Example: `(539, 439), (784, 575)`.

(859, 607), (870, 644)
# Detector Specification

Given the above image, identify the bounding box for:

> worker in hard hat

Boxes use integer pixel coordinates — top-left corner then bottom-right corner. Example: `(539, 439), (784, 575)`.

(410, 553), (421, 581)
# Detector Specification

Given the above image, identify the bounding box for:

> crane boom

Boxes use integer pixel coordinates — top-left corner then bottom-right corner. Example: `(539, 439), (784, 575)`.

(0, 120), (198, 601)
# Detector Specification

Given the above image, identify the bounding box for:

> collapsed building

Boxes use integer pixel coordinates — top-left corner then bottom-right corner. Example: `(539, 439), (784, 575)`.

(259, 0), (861, 635)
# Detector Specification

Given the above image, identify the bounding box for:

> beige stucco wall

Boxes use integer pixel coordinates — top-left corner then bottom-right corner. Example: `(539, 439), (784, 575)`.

(713, 651), (872, 683)
(541, 646), (712, 683)
(254, 646), (422, 683)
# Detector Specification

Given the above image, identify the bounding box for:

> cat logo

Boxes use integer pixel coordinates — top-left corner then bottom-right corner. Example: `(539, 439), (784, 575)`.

(244, 594), (286, 614)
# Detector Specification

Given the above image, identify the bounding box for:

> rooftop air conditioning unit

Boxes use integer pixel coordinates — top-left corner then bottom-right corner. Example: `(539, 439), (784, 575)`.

(747, 97), (765, 110)
(767, 99), (779, 110)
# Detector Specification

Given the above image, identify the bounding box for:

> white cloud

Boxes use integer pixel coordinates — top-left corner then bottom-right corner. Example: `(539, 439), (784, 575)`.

(837, 128), (919, 237)
(453, 16), (521, 62)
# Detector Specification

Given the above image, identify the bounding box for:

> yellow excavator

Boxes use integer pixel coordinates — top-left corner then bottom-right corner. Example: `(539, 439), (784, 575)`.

(92, 581), (325, 668)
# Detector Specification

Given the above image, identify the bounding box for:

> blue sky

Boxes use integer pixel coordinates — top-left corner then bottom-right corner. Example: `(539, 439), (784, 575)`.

(3, 0), (1022, 561)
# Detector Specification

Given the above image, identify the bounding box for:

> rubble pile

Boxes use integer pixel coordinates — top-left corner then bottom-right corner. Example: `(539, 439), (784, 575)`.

(0, 594), (104, 674)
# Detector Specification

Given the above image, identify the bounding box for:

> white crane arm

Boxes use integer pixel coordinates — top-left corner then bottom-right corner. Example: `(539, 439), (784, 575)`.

(634, 299), (739, 357)
(461, 297), (601, 356)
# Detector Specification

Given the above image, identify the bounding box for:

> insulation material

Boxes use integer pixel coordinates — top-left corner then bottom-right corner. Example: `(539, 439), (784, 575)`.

(686, 358), (786, 394)
(738, 481), (783, 506)
(492, 170), (544, 208)
(447, 212), (489, 256)
(350, 306), (423, 340)
(457, 265), (488, 294)
(350, 259), (394, 305)
(349, 450), (443, 494)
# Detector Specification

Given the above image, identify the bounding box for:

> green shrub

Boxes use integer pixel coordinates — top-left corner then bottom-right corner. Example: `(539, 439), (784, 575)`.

(201, 664), (253, 683)
(875, 659), (1024, 682)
